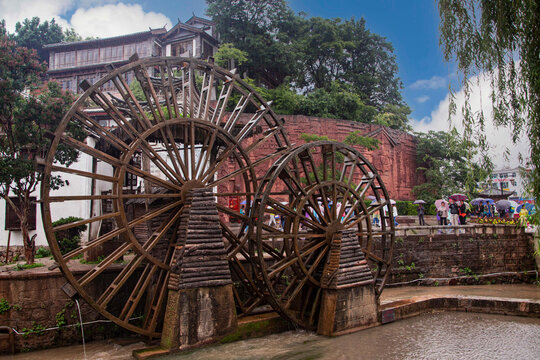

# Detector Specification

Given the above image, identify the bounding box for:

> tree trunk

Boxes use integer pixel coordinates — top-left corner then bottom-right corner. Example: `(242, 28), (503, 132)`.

(21, 215), (35, 264)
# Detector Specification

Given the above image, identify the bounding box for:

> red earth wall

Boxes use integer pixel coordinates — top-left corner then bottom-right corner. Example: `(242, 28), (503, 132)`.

(273, 115), (421, 201)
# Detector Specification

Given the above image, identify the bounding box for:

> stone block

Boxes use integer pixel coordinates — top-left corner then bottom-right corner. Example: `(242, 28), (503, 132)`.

(161, 284), (237, 350)
(317, 285), (378, 336)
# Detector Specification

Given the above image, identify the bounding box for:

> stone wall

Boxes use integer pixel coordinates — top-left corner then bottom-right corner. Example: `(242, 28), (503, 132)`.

(0, 269), (129, 354)
(279, 115), (421, 200)
(388, 225), (536, 285)
(0, 246), (25, 263)
(222, 114), (421, 202)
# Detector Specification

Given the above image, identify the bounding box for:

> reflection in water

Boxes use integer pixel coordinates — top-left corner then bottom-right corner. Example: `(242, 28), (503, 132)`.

(163, 312), (540, 360)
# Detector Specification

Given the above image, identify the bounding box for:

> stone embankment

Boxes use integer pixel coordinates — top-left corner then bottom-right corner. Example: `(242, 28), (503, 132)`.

(388, 224), (537, 286)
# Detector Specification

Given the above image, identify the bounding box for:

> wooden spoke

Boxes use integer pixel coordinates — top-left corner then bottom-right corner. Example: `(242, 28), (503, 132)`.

(53, 212), (121, 233)
(47, 194), (119, 202)
(73, 111), (130, 152)
(284, 245), (328, 309)
(97, 253), (146, 308)
(50, 165), (117, 183)
(79, 242), (133, 287)
(62, 226), (126, 262)
(210, 76), (234, 125)
(267, 240), (327, 280)
(223, 93), (252, 132)
(265, 198), (326, 232)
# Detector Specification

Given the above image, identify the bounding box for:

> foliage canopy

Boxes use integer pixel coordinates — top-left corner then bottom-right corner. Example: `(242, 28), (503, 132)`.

(206, 0), (411, 131)
(438, 0), (540, 209)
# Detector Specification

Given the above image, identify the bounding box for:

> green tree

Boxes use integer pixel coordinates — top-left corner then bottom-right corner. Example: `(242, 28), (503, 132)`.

(0, 26), (83, 263)
(412, 130), (485, 204)
(206, 0), (298, 87)
(374, 104), (412, 131)
(438, 0), (540, 214)
(214, 43), (248, 69)
(206, 2), (410, 130)
(297, 82), (379, 124)
(293, 16), (404, 109)
(63, 28), (82, 42)
(12, 17), (63, 61)
(300, 132), (379, 151)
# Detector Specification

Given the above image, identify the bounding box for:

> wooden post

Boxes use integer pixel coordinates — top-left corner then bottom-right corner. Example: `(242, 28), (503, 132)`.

(317, 228), (378, 335)
(161, 188), (237, 351)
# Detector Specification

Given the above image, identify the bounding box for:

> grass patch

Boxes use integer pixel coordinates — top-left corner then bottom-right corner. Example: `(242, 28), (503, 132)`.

(14, 263), (44, 271)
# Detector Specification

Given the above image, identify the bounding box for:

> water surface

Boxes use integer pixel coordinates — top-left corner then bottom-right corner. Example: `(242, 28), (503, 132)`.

(163, 312), (540, 360)
(6, 312), (540, 360)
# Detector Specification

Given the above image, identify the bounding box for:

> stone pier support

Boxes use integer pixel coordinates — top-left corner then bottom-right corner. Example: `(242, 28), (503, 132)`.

(160, 188), (237, 350)
(317, 228), (379, 335)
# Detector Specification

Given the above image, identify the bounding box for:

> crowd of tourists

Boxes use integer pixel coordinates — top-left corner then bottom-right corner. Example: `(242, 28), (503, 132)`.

(416, 196), (535, 227)
(434, 199), (469, 226)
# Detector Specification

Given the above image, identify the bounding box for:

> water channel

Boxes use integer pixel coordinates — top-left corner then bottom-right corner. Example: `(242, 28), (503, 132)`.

(7, 311), (540, 360)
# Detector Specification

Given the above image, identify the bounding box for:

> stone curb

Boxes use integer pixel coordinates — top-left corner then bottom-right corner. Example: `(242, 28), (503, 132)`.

(379, 295), (540, 324)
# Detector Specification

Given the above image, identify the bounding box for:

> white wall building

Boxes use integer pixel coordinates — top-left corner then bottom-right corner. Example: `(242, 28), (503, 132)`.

(480, 166), (531, 199)
(0, 138), (109, 248)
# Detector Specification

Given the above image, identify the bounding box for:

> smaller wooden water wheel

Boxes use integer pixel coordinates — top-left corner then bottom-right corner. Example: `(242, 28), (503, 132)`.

(251, 141), (395, 329)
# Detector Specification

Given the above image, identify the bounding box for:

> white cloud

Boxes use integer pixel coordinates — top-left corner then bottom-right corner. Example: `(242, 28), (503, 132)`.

(411, 73), (530, 169)
(416, 95), (429, 103)
(0, 1), (172, 38)
(70, 3), (172, 38)
(410, 75), (447, 90)
(0, 0), (73, 31)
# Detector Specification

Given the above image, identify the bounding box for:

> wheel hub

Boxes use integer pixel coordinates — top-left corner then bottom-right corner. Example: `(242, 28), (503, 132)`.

(180, 180), (205, 203)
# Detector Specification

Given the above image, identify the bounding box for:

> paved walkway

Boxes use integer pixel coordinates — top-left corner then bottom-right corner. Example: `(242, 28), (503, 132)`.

(381, 283), (540, 305)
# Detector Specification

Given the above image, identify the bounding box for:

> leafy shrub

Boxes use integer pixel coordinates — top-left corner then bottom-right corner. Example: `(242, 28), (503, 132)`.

(396, 201), (437, 216)
(35, 247), (51, 258)
(396, 201), (417, 216)
(0, 298), (11, 314)
(15, 263), (44, 271)
(51, 217), (87, 254)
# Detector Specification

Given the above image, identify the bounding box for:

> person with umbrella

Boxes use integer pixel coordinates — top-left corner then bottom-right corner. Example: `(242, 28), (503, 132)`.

(458, 201), (468, 224)
(495, 200), (512, 219)
(436, 200), (448, 225)
(518, 206), (529, 226)
(449, 199), (460, 226)
(414, 200), (426, 225)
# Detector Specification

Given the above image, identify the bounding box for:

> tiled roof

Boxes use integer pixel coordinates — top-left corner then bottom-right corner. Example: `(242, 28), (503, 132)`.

(44, 28), (167, 49)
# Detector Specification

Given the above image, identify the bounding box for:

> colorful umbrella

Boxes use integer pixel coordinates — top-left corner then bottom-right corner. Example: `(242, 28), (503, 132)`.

(435, 199), (448, 210)
(449, 193), (468, 201)
(413, 200), (426, 204)
(508, 200), (519, 212)
(495, 200), (512, 211)
(516, 202), (536, 214)
(471, 198), (486, 205)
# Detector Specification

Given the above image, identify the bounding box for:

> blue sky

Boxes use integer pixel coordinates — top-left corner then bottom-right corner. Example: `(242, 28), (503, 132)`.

(0, 0), (527, 166)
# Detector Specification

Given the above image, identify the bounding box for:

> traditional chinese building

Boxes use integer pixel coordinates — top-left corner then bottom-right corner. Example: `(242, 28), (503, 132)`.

(43, 16), (218, 94)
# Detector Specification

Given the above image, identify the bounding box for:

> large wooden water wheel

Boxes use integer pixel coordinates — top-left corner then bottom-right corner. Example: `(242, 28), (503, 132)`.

(251, 141), (395, 330)
(41, 57), (291, 337)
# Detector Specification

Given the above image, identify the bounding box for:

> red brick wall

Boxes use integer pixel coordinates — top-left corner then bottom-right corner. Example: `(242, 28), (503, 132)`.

(275, 115), (421, 201)
(217, 115), (422, 219)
